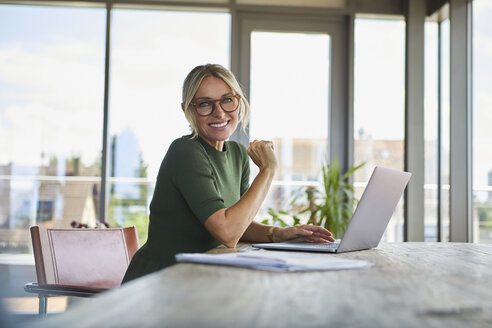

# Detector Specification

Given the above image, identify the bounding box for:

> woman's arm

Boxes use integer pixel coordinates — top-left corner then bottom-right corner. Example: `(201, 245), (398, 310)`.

(203, 140), (335, 247)
(203, 140), (276, 248)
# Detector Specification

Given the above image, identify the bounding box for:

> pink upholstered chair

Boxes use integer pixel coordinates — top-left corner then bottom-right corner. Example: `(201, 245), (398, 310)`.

(24, 225), (139, 317)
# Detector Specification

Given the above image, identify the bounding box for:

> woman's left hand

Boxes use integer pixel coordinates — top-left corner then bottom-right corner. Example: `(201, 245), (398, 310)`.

(273, 225), (335, 243)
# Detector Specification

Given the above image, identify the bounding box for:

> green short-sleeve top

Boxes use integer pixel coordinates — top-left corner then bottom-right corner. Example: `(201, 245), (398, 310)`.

(122, 135), (250, 283)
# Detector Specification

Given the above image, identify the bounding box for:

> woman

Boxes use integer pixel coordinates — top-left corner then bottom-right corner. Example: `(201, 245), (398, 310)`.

(122, 64), (334, 283)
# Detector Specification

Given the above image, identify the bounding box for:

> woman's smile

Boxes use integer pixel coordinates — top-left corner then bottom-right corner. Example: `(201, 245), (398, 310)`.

(209, 120), (229, 128)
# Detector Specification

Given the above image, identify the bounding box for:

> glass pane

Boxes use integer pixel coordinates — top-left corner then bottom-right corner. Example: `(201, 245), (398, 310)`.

(424, 21), (439, 241)
(353, 18), (405, 242)
(440, 19), (450, 242)
(109, 10), (230, 242)
(250, 31), (330, 225)
(473, 0), (492, 243)
(0, 5), (105, 252)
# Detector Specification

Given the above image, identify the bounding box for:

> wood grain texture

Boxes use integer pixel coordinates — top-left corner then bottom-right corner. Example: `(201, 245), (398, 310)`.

(31, 243), (492, 328)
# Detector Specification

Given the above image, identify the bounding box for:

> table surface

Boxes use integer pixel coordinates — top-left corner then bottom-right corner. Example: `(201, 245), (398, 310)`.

(32, 242), (492, 328)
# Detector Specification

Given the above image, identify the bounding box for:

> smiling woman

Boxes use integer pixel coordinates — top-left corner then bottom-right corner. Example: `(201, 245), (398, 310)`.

(121, 64), (335, 283)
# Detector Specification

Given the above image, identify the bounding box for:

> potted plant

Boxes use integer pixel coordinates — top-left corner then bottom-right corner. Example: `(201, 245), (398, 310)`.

(263, 158), (364, 239)
(304, 158), (365, 238)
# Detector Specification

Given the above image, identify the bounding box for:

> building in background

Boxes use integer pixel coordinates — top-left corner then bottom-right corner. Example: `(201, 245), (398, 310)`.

(0, 161), (99, 252)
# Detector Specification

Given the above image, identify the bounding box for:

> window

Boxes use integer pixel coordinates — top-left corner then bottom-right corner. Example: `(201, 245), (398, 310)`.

(424, 21), (439, 242)
(36, 200), (55, 222)
(108, 9), (230, 242)
(473, 0), (492, 243)
(353, 17), (405, 242)
(0, 5), (105, 251)
(249, 31), (330, 223)
(439, 18), (450, 242)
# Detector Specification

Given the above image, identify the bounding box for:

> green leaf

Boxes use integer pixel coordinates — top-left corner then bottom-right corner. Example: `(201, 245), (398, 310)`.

(298, 208), (310, 214)
(276, 217), (288, 228)
(342, 161), (366, 180)
(293, 215), (301, 226)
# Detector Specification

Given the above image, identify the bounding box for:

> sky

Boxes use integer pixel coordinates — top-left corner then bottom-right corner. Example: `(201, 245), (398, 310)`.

(0, 6), (230, 179)
(0, 2), (491, 187)
(0, 5), (106, 168)
(250, 31), (329, 140)
(354, 19), (405, 141)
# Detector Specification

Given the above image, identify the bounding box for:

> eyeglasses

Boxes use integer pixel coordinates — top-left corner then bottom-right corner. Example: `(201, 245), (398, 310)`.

(190, 94), (240, 116)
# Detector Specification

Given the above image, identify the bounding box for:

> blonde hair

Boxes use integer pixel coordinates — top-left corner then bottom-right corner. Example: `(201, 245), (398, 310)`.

(182, 64), (250, 138)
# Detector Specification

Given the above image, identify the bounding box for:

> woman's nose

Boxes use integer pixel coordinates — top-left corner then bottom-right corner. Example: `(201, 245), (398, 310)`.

(211, 102), (226, 117)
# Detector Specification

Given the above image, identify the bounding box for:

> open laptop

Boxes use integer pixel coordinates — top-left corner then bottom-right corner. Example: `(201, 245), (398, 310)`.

(253, 166), (411, 253)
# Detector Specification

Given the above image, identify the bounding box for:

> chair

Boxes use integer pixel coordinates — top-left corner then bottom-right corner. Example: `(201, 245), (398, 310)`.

(24, 225), (139, 317)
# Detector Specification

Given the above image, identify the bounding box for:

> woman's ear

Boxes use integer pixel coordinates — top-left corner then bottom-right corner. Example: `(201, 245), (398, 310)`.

(181, 103), (185, 113)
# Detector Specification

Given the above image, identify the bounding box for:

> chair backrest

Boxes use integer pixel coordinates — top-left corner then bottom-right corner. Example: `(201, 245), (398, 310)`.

(30, 226), (139, 289)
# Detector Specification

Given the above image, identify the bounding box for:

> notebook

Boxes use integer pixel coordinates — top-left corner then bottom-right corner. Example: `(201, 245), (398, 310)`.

(253, 166), (411, 253)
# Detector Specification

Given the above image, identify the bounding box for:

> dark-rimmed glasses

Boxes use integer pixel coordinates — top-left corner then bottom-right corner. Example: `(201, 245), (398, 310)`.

(190, 94), (240, 116)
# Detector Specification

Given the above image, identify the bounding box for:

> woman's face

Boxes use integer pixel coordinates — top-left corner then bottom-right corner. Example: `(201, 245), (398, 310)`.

(192, 76), (239, 151)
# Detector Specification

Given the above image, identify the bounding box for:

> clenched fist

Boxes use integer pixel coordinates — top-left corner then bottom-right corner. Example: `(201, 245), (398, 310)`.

(247, 140), (278, 172)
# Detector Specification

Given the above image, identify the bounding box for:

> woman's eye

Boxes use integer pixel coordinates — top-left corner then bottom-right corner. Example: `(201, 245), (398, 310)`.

(222, 97), (233, 104)
(198, 102), (211, 107)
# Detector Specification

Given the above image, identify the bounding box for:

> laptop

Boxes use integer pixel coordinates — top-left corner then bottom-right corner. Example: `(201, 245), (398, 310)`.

(253, 166), (411, 253)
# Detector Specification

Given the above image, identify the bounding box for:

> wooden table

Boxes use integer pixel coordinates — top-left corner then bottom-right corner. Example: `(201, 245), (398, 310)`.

(33, 243), (492, 328)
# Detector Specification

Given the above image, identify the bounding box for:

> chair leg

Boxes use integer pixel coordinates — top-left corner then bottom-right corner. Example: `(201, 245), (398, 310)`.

(38, 295), (47, 318)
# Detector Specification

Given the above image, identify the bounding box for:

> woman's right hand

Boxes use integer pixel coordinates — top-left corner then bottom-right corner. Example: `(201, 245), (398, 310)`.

(274, 225), (335, 243)
(247, 140), (278, 172)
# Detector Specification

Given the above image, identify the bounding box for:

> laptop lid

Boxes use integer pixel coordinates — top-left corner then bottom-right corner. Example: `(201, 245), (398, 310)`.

(336, 166), (411, 252)
(253, 166), (411, 253)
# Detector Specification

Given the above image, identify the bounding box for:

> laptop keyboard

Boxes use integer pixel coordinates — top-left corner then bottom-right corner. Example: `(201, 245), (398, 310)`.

(253, 241), (341, 252)
(297, 242), (340, 249)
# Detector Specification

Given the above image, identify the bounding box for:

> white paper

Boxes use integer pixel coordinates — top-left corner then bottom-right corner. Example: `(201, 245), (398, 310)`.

(175, 250), (371, 272)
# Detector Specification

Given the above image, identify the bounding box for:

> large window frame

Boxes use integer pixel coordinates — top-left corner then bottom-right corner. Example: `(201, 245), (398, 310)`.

(0, 0), (476, 244)
(419, 0), (474, 242)
(235, 13), (350, 170)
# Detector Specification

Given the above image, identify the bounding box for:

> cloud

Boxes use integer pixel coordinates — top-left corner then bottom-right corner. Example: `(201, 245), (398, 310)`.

(0, 39), (105, 166)
(354, 19), (406, 140)
(0, 39), (104, 93)
(250, 32), (329, 139)
(475, 0), (492, 12)
(475, 35), (492, 58)
(0, 102), (102, 166)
